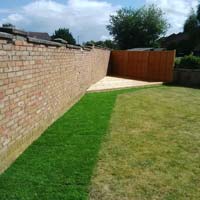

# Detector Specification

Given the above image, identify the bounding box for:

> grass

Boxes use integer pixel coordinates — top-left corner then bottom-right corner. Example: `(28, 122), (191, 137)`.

(90, 86), (200, 200)
(0, 86), (199, 200)
(0, 86), (148, 200)
(0, 92), (114, 199)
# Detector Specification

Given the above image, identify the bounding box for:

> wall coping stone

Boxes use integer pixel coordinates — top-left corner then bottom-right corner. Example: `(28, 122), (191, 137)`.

(174, 68), (200, 72)
(83, 47), (92, 51)
(0, 27), (111, 51)
(94, 45), (111, 50)
(84, 45), (93, 49)
(0, 31), (14, 40)
(27, 37), (65, 47)
(53, 38), (68, 44)
(66, 44), (82, 49)
(0, 27), (27, 36)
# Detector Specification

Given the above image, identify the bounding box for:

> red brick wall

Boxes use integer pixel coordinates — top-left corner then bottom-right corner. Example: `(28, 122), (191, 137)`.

(0, 38), (110, 173)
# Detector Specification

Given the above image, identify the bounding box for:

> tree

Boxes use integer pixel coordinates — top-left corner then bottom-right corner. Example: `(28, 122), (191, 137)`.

(107, 5), (168, 49)
(84, 40), (118, 49)
(183, 7), (200, 51)
(197, 3), (200, 21)
(52, 28), (76, 45)
(184, 11), (198, 33)
(2, 23), (15, 28)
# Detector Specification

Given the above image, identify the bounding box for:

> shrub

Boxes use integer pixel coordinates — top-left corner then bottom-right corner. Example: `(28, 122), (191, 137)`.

(175, 57), (181, 66)
(176, 55), (200, 69)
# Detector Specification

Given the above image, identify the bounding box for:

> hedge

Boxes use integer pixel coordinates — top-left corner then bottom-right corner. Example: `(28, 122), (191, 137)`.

(175, 55), (200, 69)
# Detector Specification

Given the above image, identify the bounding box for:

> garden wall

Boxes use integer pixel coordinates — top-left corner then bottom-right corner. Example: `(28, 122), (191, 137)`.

(0, 31), (110, 173)
(174, 68), (200, 86)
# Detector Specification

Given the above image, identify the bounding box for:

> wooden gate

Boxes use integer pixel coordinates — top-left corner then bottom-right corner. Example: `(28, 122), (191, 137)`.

(109, 50), (176, 82)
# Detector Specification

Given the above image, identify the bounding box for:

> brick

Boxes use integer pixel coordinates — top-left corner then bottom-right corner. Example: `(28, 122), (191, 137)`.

(3, 44), (12, 51)
(14, 41), (24, 46)
(5, 88), (13, 95)
(0, 73), (8, 79)
(0, 92), (4, 100)
(0, 102), (4, 109)
(8, 72), (16, 78)
(0, 114), (3, 121)
(0, 80), (4, 86)
(0, 40), (7, 44)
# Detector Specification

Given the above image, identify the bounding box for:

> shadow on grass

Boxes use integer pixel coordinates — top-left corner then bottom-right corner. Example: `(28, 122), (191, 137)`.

(163, 82), (200, 90)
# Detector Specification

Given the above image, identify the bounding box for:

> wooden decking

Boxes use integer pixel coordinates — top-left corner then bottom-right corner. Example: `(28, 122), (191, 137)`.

(87, 76), (163, 92)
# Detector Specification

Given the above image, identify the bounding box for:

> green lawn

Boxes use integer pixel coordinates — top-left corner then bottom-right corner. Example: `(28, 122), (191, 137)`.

(90, 86), (200, 200)
(0, 86), (144, 200)
(0, 86), (199, 200)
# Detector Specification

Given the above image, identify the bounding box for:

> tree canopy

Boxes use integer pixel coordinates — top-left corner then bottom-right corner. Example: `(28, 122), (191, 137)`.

(52, 28), (76, 45)
(2, 23), (15, 28)
(107, 5), (169, 49)
(84, 40), (118, 49)
(183, 5), (200, 51)
(197, 3), (200, 21)
(164, 2), (200, 55)
(184, 11), (198, 33)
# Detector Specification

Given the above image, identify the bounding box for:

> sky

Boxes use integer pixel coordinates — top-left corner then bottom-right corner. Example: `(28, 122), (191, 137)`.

(0, 0), (199, 43)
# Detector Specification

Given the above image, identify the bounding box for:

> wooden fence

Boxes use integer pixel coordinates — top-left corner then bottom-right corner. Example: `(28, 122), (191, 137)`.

(109, 50), (176, 82)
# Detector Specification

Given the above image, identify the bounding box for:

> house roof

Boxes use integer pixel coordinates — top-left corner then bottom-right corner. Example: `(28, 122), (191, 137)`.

(0, 26), (51, 41)
(160, 32), (189, 47)
(165, 32), (188, 42)
(28, 32), (51, 41)
(127, 48), (154, 51)
(127, 48), (165, 51)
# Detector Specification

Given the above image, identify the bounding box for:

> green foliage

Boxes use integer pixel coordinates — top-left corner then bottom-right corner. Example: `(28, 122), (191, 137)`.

(197, 3), (200, 21)
(176, 55), (200, 69)
(107, 5), (169, 49)
(83, 40), (95, 46)
(184, 11), (198, 33)
(175, 57), (181, 66)
(84, 40), (118, 49)
(2, 23), (15, 28)
(52, 28), (76, 45)
(183, 5), (200, 51)
(165, 3), (200, 55)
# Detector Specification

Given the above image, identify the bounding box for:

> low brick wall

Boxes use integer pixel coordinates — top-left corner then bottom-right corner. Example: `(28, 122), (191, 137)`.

(173, 68), (200, 86)
(0, 34), (110, 173)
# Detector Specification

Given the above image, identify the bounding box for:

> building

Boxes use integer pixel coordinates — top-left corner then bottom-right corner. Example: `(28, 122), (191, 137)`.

(28, 32), (51, 40)
(127, 48), (165, 51)
(160, 32), (200, 56)
(161, 32), (189, 48)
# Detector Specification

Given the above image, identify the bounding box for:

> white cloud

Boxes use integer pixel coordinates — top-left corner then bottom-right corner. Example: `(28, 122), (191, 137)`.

(100, 35), (113, 41)
(146, 0), (199, 35)
(5, 13), (26, 23)
(1, 0), (197, 41)
(0, 9), (13, 14)
(0, 0), (120, 43)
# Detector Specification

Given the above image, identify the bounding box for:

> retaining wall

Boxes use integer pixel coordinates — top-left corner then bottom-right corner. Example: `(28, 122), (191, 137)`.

(0, 31), (110, 173)
(174, 68), (200, 86)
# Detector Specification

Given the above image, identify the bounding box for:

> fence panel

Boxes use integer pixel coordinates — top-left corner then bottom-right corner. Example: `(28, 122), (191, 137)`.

(110, 50), (128, 77)
(110, 50), (175, 82)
